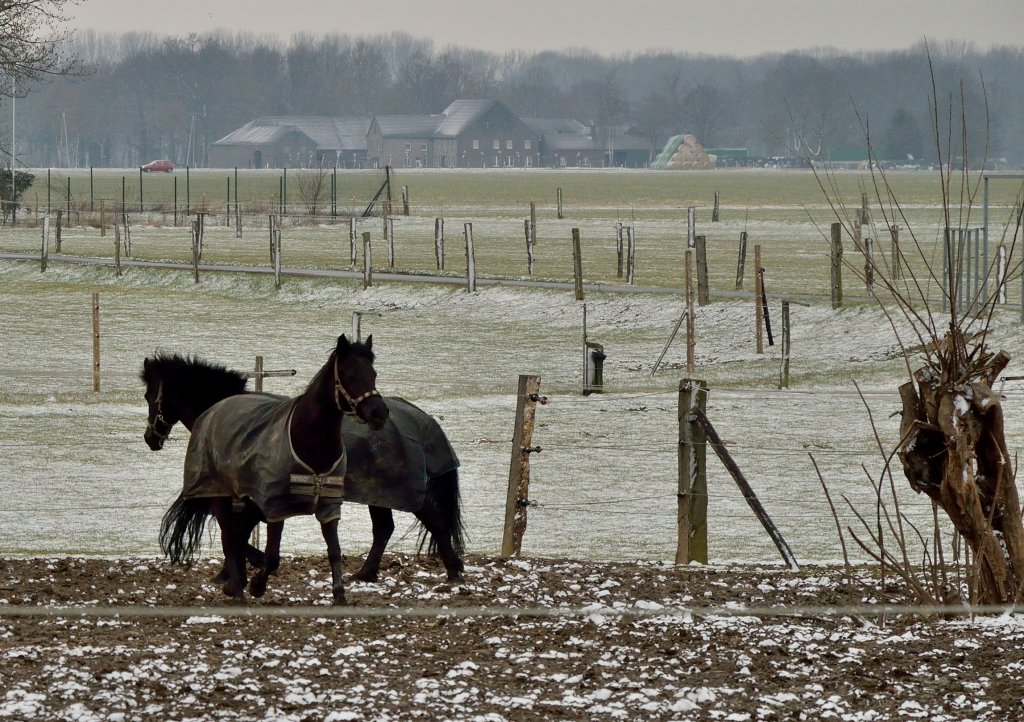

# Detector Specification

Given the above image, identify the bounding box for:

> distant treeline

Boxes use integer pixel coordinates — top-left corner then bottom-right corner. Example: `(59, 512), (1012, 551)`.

(6, 31), (1023, 168)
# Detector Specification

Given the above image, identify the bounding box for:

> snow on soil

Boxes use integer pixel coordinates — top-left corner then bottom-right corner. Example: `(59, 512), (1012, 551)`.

(1, 555), (1022, 721)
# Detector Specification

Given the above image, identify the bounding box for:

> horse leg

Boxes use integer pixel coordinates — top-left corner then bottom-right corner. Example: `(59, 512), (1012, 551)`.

(320, 518), (346, 606)
(353, 506), (394, 582)
(248, 520), (283, 598)
(211, 499), (245, 600)
(415, 510), (465, 582)
(213, 505), (267, 583)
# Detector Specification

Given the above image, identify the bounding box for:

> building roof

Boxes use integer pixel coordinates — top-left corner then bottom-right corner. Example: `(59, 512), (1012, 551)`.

(522, 118), (589, 136)
(373, 115), (444, 138)
(213, 117), (372, 150)
(435, 99), (500, 137)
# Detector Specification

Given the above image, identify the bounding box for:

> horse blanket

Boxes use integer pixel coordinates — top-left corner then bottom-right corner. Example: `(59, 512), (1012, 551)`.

(183, 395), (458, 523)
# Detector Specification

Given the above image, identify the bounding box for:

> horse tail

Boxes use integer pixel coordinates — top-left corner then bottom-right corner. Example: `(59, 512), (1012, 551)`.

(159, 494), (210, 564)
(418, 468), (466, 557)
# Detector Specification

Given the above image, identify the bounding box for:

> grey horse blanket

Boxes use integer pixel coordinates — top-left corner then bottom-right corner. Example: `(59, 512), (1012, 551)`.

(183, 395), (458, 523)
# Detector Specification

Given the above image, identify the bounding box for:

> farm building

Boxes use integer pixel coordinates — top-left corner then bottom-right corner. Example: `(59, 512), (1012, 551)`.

(524, 119), (650, 168)
(212, 101), (651, 170)
(208, 117), (372, 169)
(366, 100), (540, 169)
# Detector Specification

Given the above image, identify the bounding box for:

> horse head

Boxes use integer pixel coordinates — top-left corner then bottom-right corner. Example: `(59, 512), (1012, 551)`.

(334, 334), (389, 431)
(140, 356), (180, 450)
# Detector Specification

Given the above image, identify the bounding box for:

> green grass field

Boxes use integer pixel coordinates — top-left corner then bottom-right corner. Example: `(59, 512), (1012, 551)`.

(5, 169), (1022, 305)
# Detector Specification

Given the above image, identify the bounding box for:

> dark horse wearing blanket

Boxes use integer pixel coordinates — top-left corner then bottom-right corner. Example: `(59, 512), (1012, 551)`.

(144, 341), (465, 602)
(158, 334), (390, 604)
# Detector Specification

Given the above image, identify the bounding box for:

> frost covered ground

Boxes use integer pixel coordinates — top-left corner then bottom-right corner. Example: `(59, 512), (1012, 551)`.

(1, 555), (1022, 721)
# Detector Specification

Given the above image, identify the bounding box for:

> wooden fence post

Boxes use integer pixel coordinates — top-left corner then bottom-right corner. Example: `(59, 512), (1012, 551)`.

(40, 215), (49, 272)
(524, 218), (535, 275)
(92, 293), (101, 393)
(55, 210), (63, 253)
(625, 226), (636, 285)
(695, 235), (709, 306)
(677, 378), (708, 565)
(712, 190), (720, 222)
(572, 228), (584, 300)
(687, 206), (696, 248)
(889, 224), (900, 280)
(386, 218), (395, 268)
(529, 201), (537, 244)
(686, 249), (696, 374)
(273, 225), (282, 290)
(351, 312), (363, 342)
(556, 188), (563, 219)
(349, 217), (358, 265)
(998, 243), (1007, 304)
(735, 231), (747, 290)
(755, 244), (764, 354)
(464, 222), (476, 292)
(100, 200), (106, 237)
(615, 221), (624, 278)
(435, 217), (445, 270)
(864, 235), (874, 294)
(114, 223), (122, 277)
(401, 185), (410, 216)
(830, 222), (843, 309)
(254, 356), (265, 392)
(779, 300), (791, 389)
(501, 374), (542, 559)
(362, 231), (372, 289)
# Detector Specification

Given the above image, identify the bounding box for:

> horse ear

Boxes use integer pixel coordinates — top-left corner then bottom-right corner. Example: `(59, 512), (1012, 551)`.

(337, 334), (351, 353)
(365, 334), (373, 351)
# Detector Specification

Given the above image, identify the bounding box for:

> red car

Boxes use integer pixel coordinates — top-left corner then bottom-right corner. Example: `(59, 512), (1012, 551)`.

(141, 159), (175, 173)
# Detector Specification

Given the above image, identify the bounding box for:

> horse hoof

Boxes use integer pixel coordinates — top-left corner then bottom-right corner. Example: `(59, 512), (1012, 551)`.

(351, 568), (379, 583)
(332, 592), (347, 606)
(212, 569), (230, 584)
(447, 569), (464, 582)
(222, 581), (245, 600)
(248, 576), (268, 598)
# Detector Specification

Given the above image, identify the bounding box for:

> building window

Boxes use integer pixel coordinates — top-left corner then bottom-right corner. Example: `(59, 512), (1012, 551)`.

(421, 143), (428, 152)
(524, 139), (532, 150)
(492, 139), (500, 150)
(405, 142), (412, 151)
(473, 139), (480, 150)
(525, 155), (532, 167)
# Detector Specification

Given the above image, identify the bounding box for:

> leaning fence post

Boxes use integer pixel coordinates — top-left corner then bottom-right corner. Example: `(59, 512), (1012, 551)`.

(254, 356), (265, 393)
(572, 228), (584, 300)
(779, 300), (791, 389)
(55, 210), (63, 253)
(501, 374), (542, 559)
(735, 231), (748, 290)
(755, 244), (764, 354)
(524, 218), (535, 275)
(92, 293), (101, 393)
(677, 378), (708, 565)
(830, 222), (843, 309)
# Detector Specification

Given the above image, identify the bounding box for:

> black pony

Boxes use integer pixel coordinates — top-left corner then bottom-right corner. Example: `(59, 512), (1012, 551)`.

(143, 341), (465, 602)
(157, 334), (390, 603)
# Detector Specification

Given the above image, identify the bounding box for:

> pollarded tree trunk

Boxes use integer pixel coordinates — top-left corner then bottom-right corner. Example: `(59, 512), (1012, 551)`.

(897, 331), (1024, 605)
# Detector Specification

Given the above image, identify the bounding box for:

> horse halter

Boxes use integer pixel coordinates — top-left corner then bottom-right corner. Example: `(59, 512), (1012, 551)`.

(145, 380), (174, 442)
(333, 355), (381, 417)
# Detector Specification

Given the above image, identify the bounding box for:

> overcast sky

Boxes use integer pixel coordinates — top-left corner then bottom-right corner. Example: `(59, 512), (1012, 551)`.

(72, 0), (1023, 57)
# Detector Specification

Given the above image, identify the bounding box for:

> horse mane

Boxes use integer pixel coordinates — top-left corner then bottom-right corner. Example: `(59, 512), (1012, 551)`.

(140, 352), (249, 397)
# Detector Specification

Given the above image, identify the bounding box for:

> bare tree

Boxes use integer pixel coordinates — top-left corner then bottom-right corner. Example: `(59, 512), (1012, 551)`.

(1, 0), (80, 89)
(812, 51), (1024, 608)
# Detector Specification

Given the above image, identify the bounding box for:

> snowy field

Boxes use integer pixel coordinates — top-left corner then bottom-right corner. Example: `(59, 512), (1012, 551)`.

(3, 251), (1024, 567)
